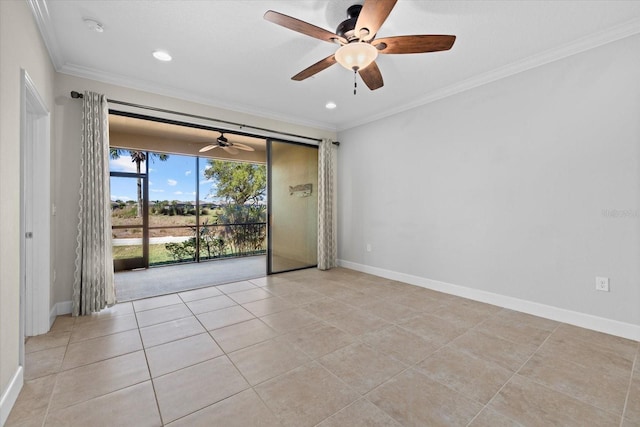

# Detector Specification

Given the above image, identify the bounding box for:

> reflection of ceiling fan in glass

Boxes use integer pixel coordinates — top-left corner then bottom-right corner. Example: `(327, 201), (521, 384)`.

(199, 133), (255, 155)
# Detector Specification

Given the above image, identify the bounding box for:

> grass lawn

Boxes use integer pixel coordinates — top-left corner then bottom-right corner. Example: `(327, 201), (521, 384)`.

(112, 206), (266, 264)
(113, 243), (265, 265)
(112, 244), (179, 264)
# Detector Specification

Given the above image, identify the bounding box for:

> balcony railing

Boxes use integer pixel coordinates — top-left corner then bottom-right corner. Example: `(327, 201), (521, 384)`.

(157, 222), (267, 265)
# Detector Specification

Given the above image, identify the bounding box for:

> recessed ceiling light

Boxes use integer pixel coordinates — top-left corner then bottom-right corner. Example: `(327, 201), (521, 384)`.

(152, 50), (172, 62)
(83, 18), (104, 33)
(325, 101), (337, 110)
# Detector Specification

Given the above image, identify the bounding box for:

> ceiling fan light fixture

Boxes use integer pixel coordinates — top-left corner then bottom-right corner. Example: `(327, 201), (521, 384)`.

(334, 42), (378, 71)
(152, 50), (172, 62)
(83, 18), (104, 33)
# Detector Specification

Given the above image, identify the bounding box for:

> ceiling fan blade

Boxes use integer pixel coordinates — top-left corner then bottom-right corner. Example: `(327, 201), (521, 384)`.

(231, 142), (255, 152)
(374, 35), (456, 54)
(198, 144), (218, 153)
(223, 146), (240, 155)
(292, 54), (337, 81)
(358, 61), (384, 90)
(264, 10), (346, 45)
(355, 0), (398, 42)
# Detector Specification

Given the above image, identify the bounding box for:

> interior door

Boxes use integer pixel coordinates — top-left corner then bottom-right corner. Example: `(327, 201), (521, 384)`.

(21, 71), (51, 337)
(267, 139), (318, 274)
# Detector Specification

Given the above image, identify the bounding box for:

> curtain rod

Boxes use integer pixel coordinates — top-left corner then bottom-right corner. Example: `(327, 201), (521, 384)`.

(70, 91), (340, 146)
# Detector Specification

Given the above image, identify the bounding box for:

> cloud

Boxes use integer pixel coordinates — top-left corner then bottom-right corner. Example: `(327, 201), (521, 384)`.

(185, 170), (192, 176)
(150, 189), (164, 193)
(167, 179), (177, 186)
(174, 191), (183, 195)
(111, 195), (132, 201)
(199, 179), (213, 185)
(109, 156), (138, 173)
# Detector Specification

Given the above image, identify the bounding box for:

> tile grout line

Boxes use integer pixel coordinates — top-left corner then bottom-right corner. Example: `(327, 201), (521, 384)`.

(619, 341), (640, 427)
(32, 316), (77, 426)
(330, 296), (500, 421)
(395, 310), (519, 424)
(461, 307), (525, 426)
(168, 291), (266, 425)
(309, 361), (372, 427)
(129, 305), (165, 426)
(186, 288), (292, 426)
(517, 328), (636, 420)
(37, 316), (74, 427)
(464, 320), (562, 426)
(17, 270), (638, 426)
(142, 285), (264, 424)
(352, 327), (467, 427)
(14, 274), (339, 425)
(6, 293), (496, 427)
(186, 281), (376, 425)
(36, 313), (145, 425)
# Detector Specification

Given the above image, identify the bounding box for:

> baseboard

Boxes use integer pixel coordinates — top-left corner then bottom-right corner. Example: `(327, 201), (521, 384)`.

(0, 366), (23, 427)
(338, 259), (640, 341)
(49, 301), (72, 328)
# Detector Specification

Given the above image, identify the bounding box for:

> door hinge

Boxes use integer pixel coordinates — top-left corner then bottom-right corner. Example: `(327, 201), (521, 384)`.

(25, 232), (33, 238)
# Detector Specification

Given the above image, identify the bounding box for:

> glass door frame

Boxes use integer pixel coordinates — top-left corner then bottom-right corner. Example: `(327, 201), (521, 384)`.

(110, 158), (149, 270)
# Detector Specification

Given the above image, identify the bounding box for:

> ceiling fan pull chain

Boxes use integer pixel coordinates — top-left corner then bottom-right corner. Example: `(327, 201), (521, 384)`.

(353, 69), (357, 95)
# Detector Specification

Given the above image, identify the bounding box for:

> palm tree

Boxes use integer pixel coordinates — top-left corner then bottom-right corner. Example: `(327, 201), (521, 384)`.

(109, 149), (168, 217)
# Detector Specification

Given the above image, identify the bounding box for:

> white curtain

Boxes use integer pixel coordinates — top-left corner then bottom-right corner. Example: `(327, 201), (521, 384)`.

(318, 139), (337, 270)
(72, 91), (115, 316)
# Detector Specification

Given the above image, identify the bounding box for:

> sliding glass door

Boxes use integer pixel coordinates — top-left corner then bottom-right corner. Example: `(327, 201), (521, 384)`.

(111, 148), (268, 271)
(267, 140), (318, 274)
(111, 172), (148, 271)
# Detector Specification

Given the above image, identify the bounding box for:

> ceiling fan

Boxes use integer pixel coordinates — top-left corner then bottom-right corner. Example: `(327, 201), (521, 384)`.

(199, 133), (255, 155)
(263, 0), (456, 91)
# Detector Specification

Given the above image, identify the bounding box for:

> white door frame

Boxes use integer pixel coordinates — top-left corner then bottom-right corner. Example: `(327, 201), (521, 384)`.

(20, 69), (51, 350)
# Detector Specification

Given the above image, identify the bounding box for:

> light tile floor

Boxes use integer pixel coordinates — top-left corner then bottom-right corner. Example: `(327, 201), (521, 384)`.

(8, 268), (640, 426)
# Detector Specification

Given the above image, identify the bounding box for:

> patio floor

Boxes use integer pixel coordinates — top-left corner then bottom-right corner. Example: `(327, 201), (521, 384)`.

(115, 255), (266, 301)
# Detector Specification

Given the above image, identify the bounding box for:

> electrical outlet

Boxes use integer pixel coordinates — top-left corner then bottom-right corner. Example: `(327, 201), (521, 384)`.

(595, 277), (609, 292)
(366, 244), (372, 252)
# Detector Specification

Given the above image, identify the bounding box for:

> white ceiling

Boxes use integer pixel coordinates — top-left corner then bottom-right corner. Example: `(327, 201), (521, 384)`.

(33, 0), (640, 131)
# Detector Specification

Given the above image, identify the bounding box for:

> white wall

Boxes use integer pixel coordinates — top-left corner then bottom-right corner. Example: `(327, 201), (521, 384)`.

(51, 73), (337, 306)
(0, 0), (55, 419)
(338, 34), (640, 334)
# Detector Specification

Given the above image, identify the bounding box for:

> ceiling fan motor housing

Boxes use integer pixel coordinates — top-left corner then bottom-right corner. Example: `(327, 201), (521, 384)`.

(336, 5), (366, 41)
(217, 134), (229, 146)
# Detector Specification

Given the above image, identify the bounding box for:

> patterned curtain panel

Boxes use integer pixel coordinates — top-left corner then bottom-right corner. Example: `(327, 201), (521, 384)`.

(72, 92), (115, 316)
(318, 139), (337, 270)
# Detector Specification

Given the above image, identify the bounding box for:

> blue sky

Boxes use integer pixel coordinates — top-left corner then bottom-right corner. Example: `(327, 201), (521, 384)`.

(109, 152), (218, 203)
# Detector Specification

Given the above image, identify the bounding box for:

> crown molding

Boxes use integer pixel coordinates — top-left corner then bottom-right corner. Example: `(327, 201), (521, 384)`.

(59, 63), (337, 133)
(28, 0), (336, 132)
(337, 17), (640, 132)
(27, 0), (64, 70)
(28, 0), (640, 134)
